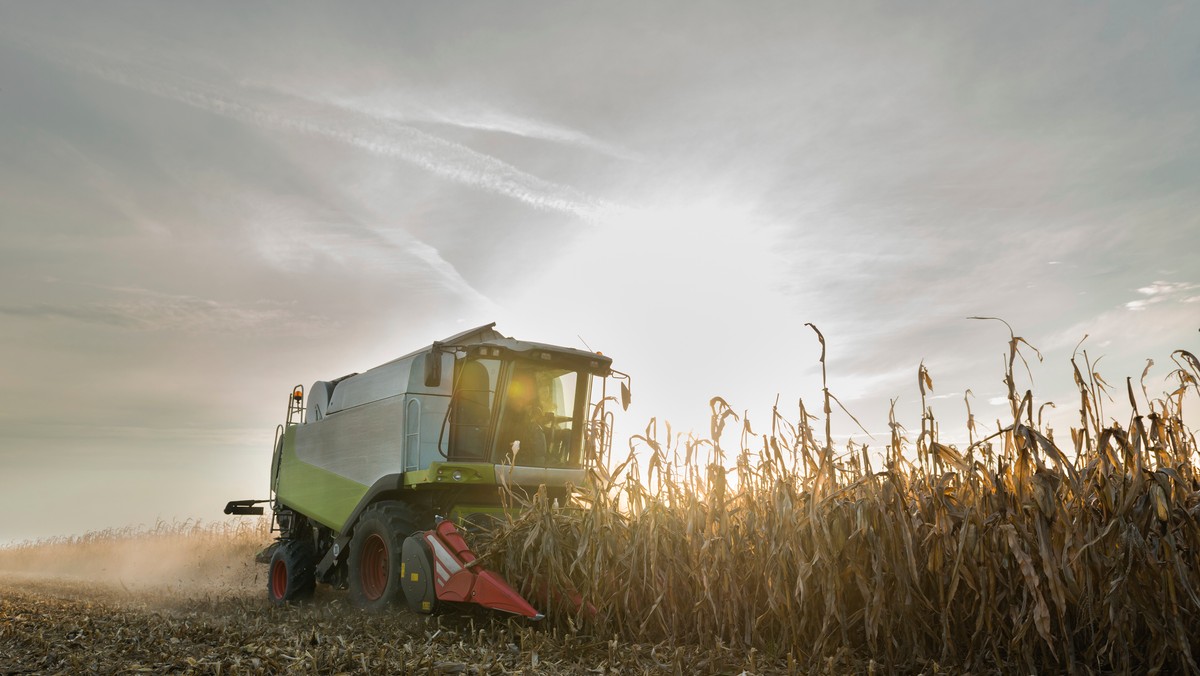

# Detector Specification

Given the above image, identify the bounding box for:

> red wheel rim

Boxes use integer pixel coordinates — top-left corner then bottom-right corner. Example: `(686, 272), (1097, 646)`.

(360, 533), (389, 601)
(271, 559), (288, 599)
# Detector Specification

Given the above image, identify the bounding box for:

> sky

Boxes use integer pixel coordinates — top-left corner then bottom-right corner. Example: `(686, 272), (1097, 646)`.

(1, 2), (1198, 543)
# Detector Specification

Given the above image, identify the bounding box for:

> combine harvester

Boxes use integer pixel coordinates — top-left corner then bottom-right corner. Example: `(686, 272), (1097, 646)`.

(225, 323), (627, 618)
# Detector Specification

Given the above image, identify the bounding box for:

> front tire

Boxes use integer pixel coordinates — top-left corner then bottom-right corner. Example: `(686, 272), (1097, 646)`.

(267, 539), (316, 605)
(348, 502), (423, 611)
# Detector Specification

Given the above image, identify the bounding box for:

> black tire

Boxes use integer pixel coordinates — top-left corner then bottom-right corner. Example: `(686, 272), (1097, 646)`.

(348, 502), (424, 611)
(267, 539), (316, 605)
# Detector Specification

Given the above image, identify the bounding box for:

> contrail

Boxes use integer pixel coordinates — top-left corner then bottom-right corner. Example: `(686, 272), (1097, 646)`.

(10, 36), (629, 309)
(63, 54), (616, 222)
(10, 37), (542, 308)
(234, 194), (499, 312)
(35, 96), (497, 308)
(317, 93), (642, 162)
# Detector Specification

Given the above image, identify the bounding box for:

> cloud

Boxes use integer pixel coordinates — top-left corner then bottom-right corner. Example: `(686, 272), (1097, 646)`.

(6, 32), (506, 322)
(0, 288), (316, 333)
(1043, 285), (1199, 356)
(3, 422), (261, 446)
(230, 192), (499, 312)
(0, 303), (135, 327)
(1124, 280), (1198, 311)
(21, 38), (615, 222)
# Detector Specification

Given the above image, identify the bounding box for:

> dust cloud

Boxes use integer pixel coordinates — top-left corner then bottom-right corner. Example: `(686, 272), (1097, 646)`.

(0, 519), (271, 602)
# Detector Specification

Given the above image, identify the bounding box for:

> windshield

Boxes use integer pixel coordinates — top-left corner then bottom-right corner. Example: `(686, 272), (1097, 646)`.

(495, 361), (586, 468)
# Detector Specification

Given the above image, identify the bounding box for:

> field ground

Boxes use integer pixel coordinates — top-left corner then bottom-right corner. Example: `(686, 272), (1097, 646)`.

(0, 574), (807, 675)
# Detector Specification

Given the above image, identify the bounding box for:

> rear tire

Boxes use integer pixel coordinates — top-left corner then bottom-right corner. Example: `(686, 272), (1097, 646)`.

(348, 502), (423, 611)
(267, 539), (316, 605)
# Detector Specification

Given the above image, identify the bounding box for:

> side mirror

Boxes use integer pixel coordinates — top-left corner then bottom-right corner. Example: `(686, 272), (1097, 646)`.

(424, 344), (443, 387)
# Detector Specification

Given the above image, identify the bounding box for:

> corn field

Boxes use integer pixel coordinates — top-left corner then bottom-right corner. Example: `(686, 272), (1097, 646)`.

(483, 326), (1200, 674)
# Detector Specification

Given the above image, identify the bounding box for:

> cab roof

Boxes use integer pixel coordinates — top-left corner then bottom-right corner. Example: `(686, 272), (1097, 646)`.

(386, 322), (612, 372)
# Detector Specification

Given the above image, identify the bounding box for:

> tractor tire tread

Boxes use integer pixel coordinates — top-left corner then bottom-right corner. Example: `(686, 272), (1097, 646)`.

(347, 501), (426, 611)
(268, 539), (316, 605)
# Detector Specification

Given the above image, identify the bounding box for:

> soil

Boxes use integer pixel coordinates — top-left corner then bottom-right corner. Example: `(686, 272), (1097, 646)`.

(0, 575), (771, 675)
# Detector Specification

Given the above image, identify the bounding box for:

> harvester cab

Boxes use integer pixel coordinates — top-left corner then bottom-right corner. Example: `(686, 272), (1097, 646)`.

(224, 323), (628, 617)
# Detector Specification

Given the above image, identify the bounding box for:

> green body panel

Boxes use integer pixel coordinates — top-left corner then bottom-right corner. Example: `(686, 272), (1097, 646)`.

(276, 433), (510, 532)
(275, 426), (371, 532)
(403, 461), (497, 488)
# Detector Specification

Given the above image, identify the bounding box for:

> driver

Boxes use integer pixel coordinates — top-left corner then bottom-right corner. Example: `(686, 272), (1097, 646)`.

(499, 369), (547, 464)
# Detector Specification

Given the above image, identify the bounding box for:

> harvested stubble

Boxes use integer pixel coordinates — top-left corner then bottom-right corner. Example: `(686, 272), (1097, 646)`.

(1, 578), (735, 674)
(482, 330), (1200, 674)
(1, 530), (766, 674)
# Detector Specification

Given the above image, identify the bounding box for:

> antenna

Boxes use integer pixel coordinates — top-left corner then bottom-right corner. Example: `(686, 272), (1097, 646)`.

(577, 335), (595, 352)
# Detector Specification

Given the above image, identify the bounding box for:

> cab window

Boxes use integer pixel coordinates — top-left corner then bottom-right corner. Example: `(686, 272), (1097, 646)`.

(495, 362), (585, 468)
